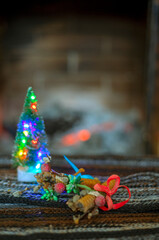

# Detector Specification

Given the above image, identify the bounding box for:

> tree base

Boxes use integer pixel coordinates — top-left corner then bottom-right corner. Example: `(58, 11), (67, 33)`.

(17, 166), (37, 182)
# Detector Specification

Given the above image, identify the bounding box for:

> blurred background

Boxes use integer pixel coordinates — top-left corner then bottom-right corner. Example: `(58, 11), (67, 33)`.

(0, 0), (158, 157)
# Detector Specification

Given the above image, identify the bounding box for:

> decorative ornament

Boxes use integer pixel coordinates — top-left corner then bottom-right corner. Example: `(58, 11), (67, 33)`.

(12, 87), (50, 182)
(33, 156), (131, 224)
(41, 156), (51, 172)
(95, 195), (106, 207)
(54, 183), (66, 194)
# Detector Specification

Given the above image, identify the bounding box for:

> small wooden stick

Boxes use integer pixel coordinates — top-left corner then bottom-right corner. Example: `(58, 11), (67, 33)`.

(73, 211), (89, 224)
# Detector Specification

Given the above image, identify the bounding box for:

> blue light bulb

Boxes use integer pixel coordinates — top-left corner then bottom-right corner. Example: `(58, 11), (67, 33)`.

(24, 123), (29, 128)
(35, 163), (41, 169)
(38, 152), (42, 157)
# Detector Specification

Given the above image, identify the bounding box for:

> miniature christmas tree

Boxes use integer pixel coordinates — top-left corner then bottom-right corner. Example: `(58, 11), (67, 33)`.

(12, 87), (50, 175)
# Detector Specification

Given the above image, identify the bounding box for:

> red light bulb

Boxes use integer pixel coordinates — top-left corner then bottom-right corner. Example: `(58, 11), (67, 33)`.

(31, 102), (37, 111)
(32, 139), (38, 145)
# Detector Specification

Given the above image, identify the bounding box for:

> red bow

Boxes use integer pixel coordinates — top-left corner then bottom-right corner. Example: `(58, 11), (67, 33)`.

(94, 174), (131, 211)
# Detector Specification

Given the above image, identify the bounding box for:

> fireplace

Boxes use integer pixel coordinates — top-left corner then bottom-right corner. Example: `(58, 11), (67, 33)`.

(0, 0), (149, 156)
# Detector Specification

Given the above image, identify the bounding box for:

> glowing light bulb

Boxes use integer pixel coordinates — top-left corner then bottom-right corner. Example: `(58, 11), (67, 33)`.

(22, 139), (26, 144)
(24, 124), (29, 128)
(32, 139), (38, 145)
(18, 149), (28, 160)
(31, 95), (36, 100)
(18, 150), (23, 156)
(38, 152), (42, 157)
(23, 131), (29, 137)
(23, 150), (27, 156)
(36, 163), (41, 169)
(31, 103), (37, 111)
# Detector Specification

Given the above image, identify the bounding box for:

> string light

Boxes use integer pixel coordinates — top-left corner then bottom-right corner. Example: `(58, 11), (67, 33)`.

(38, 152), (42, 157)
(22, 138), (26, 144)
(23, 131), (29, 137)
(35, 163), (41, 169)
(24, 123), (29, 128)
(18, 149), (28, 160)
(23, 149), (28, 156)
(18, 150), (23, 156)
(31, 102), (37, 111)
(31, 94), (36, 100)
(12, 87), (50, 173)
(21, 149), (28, 160)
(32, 139), (38, 145)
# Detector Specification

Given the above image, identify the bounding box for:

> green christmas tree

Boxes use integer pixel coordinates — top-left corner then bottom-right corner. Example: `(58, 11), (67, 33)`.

(12, 87), (50, 172)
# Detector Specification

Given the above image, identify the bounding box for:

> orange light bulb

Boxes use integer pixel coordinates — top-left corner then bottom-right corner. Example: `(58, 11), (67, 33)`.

(32, 139), (38, 145)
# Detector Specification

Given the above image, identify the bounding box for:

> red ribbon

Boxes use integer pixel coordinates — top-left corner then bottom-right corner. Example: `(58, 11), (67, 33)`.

(94, 174), (131, 211)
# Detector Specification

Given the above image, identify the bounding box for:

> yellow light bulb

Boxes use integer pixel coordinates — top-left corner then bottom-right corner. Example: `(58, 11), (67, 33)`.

(19, 150), (23, 156)
(23, 131), (29, 137)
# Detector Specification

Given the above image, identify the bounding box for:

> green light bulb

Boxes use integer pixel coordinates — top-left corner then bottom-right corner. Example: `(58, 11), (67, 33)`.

(22, 139), (26, 144)
(31, 94), (36, 100)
